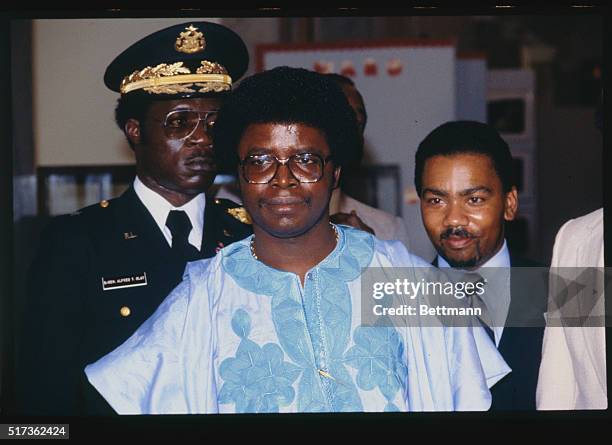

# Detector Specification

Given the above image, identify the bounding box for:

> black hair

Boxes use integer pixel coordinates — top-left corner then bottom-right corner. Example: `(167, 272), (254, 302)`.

(213, 66), (360, 173)
(114, 94), (153, 134)
(324, 72), (368, 131)
(414, 120), (515, 195)
(324, 73), (368, 169)
(324, 72), (355, 87)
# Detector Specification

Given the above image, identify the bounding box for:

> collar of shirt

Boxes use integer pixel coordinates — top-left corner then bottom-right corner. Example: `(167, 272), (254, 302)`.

(437, 240), (511, 347)
(133, 176), (205, 250)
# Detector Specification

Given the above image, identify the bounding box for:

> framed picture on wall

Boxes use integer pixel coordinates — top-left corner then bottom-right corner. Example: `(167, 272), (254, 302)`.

(487, 69), (535, 146)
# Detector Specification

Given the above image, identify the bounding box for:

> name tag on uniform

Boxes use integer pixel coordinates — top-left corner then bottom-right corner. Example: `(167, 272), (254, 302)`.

(102, 272), (148, 291)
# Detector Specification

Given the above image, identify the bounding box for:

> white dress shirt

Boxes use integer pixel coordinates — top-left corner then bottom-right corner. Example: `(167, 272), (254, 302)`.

(133, 177), (205, 250)
(437, 240), (511, 347)
(329, 189), (413, 250)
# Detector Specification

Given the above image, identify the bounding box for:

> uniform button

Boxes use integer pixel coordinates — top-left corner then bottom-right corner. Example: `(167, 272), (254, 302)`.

(100, 200), (109, 208)
(223, 229), (231, 237)
(120, 306), (131, 317)
(214, 199), (220, 204)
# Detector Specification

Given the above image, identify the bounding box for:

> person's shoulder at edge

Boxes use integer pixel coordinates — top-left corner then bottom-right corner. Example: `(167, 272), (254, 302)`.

(38, 195), (124, 244)
(369, 230), (432, 268)
(31, 197), (126, 276)
(558, 208), (603, 240)
(340, 193), (404, 226)
(549, 207), (603, 269)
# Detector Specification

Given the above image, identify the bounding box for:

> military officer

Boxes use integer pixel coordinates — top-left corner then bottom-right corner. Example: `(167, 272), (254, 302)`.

(16, 21), (252, 415)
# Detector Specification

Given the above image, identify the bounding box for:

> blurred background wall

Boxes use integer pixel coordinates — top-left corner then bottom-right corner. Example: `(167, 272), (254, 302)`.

(12, 14), (602, 262)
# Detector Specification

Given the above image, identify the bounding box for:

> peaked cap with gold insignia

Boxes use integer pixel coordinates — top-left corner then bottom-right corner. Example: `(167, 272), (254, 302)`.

(104, 21), (249, 98)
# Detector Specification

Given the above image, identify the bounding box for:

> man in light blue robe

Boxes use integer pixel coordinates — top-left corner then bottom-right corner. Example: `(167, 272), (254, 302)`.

(85, 67), (509, 414)
(86, 225), (509, 413)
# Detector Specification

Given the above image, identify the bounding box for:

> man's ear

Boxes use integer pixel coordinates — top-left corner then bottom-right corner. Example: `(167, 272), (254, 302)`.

(504, 186), (519, 221)
(332, 165), (342, 190)
(125, 118), (142, 147)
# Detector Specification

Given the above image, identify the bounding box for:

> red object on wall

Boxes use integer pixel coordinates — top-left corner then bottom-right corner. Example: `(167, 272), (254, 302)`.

(387, 58), (403, 76)
(313, 60), (334, 74)
(364, 58), (378, 76)
(340, 60), (356, 77)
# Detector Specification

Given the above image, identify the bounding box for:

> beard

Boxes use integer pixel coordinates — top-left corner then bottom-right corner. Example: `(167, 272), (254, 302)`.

(444, 255), (481, 269)
(437, 226), (483, 269)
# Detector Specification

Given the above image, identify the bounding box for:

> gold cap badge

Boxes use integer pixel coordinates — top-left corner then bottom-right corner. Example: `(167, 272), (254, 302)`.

(175, 25), (205, 54)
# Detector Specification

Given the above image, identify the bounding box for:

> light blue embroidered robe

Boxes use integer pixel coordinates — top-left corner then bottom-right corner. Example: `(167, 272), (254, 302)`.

(85, 225), (510, 414)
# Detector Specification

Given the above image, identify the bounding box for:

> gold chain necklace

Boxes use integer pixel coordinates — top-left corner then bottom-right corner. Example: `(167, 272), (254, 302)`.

(250, 222), (339, 260)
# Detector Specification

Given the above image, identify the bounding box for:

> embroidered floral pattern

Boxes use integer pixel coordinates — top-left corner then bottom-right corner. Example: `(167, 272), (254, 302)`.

(345, 326), (408, 411)
(221, 225), (408, 412)
(218, 309), (302, 413)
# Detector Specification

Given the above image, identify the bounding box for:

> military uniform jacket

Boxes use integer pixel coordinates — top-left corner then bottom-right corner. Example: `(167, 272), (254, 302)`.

(16, 186), (252, 415)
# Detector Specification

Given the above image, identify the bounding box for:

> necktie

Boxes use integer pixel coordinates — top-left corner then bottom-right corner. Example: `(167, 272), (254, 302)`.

(465, 274), (495, 343)
(165, 210), (200, 262)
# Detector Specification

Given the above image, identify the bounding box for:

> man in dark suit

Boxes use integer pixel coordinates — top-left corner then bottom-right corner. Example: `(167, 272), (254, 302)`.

(16, 21), (252, 415)
(414, 120), (546, 410)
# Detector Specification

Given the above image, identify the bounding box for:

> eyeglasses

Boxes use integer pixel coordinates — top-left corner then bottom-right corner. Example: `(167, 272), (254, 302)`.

(153, 110), (219, 140)
(239, 153), (334, 184)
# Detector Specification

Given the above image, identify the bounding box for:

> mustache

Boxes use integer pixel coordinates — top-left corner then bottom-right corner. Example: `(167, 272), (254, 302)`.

(185, 149), (215, 162)
(440, 227), (475, 240)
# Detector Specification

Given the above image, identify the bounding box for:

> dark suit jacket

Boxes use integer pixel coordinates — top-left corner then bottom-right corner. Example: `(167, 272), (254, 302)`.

(16, 186), (252, 415)
(490, 255), (546, 410)
(432, 254), (547, 410)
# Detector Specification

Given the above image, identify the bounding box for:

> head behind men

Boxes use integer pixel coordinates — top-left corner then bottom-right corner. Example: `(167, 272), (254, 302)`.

(214, 66), (360, 239)
(106, 21), (248, 206)
(414, 121), (518, 269)
(325, 74), (367, 134)
(325, 73), (367, 167)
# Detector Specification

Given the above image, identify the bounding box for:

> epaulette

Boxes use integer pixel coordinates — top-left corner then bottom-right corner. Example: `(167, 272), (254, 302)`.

(70, 198), (111, 217)
(213, 198), (252, 225)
